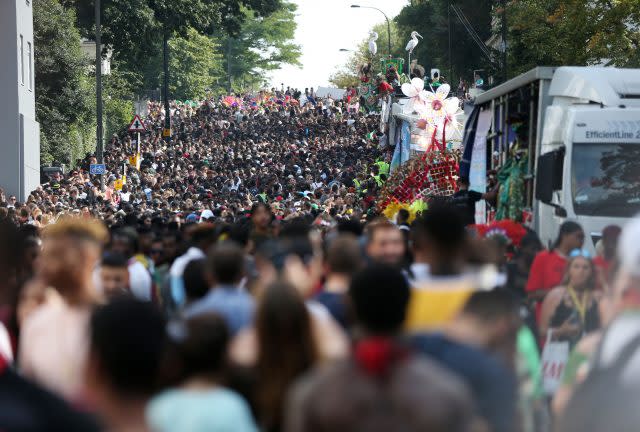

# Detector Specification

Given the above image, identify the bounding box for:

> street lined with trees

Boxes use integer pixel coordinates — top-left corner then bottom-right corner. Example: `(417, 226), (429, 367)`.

(35, 0), (301, 166)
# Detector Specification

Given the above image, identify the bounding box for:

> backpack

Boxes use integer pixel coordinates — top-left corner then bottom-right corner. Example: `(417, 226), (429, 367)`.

(557, 331), (640, 432)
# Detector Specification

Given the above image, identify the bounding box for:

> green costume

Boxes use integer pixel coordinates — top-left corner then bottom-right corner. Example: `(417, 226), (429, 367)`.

(375, 160), (390, 176)
(516, 326), (544, 432)
(354, 178), (362, 192)
(496, 152), (528, 222)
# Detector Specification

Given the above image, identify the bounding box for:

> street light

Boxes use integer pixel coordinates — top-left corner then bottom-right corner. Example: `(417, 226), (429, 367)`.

(95, 0), (104, 188)
(350, 4), (391, 57)
(339, 48), (354, 52)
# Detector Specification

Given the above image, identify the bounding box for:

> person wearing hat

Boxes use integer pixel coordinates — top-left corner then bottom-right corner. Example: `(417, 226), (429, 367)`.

(200, 209), (214, 223)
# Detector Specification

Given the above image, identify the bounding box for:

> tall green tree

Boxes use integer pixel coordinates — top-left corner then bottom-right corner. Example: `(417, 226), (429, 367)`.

(395, 0), (495, 82)
(168, 28), (223, 100)
(103, 66), (139, 139)
(221, 1), (301, 91)
(61, 0), (283, 93)
(504, 0), (640, 77)
(35, 0), (93, 165)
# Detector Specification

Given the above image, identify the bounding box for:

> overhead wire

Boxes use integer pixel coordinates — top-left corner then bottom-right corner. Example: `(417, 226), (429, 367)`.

(449, 4), (497, 65)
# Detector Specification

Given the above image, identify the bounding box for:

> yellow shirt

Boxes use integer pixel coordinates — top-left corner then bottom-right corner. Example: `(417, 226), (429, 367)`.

(405, 277), (475, 332)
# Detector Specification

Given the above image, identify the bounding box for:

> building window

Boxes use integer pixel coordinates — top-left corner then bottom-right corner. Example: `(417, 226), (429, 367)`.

(27, 42), (32, 91)
(19, 35), (24, 85)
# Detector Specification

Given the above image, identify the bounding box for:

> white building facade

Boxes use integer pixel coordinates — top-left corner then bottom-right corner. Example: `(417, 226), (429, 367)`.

(0, 0), (41, 201)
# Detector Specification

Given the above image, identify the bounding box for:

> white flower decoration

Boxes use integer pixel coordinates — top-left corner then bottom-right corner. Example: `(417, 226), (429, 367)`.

(421, 84), (458, 125)
(413, 83), (464, 150)
(442, 98), (463, 141)
(401, 78), (429, 114)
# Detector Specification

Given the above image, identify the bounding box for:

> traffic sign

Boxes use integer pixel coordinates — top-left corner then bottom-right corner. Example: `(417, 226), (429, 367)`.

(162, 128), (171, 137)
(128, 115), (145, 133)
(90, 163), (106, 175)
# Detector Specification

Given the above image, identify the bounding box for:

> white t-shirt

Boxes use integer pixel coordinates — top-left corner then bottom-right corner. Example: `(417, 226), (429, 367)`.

(0, 322), (13, 362)
(595, 312), (640, 384)
(128, 260), (152, 301)
(19, 301), (90, 400)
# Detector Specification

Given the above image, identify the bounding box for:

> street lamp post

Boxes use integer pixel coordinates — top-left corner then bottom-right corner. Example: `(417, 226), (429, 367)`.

(448, 0), (452, 81)
(350, 5), (391, 58)
(95, 0), (104, 188)
(163, 32), (170, 141)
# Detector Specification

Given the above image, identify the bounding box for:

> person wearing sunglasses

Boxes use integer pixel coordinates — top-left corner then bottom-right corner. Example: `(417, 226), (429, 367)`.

(539, 249), (600, 347)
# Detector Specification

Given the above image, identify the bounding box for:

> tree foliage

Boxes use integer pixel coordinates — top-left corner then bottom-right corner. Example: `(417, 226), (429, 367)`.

(36, 0), (140, 166)
(395, 0), (495, 82)
(35, 0), (93, 165)
(168, 28), (223, 100)
(333, 1), (495, 86)
(221, 1), (301, 91)
(61, 0), (283, 93)
(505, 0), (640, 77)
(329, 20), (404, 89)
(328, 68), (361, 89)
(34, 0), (299, 167)
(103, 66), (138, 139)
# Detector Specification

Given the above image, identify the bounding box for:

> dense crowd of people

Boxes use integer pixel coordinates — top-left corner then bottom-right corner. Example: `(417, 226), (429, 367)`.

(3, 89), (388, 228)
(1, 88), (640, 432)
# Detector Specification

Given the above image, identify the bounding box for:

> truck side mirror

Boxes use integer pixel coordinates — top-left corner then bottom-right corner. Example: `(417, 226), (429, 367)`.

(554, 206), (567, 217)
(535, 148), (565, 204)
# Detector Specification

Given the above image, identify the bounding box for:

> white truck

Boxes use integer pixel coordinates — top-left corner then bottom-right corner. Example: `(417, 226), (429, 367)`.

(467, 66), (640, 250)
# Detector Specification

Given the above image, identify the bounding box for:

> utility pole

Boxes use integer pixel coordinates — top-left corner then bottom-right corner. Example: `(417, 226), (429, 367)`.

(163, 32), (170, 141)
(501, 0), (507, 82)
(227, 38), (232, 93)
(448, 0), (452, 81)
(95, 0), (104, 188)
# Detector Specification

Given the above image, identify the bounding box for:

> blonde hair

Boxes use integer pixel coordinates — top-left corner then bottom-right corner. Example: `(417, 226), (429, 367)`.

(562, 255), (597, 291)
(40, 214), (52, 226)
(43, 216), (109, 246)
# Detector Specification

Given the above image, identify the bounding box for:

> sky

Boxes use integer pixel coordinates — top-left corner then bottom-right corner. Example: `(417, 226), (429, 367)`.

(268, 0), (408, 90)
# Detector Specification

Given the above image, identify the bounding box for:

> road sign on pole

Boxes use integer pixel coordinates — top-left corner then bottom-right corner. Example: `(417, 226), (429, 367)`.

(128, 115), (145, 133)
(90, 163), (106, 175)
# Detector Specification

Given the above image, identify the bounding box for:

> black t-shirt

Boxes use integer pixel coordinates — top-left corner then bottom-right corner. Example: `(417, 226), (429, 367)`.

(505, 261), (529, 300)
(314, 291), (349, 330)
(451, 189), (483, 226)
(0, 368), (102, 431)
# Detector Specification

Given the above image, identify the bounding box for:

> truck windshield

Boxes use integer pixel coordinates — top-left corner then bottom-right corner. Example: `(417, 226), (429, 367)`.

(572, 143), (640, 218)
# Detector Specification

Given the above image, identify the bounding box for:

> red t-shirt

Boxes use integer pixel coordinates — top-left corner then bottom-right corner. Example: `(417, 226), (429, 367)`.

(593, 255), (610, 275)
(526, 250), (567, 324)
(526, 250), (567, 294)
(593, 255), (612, 290)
